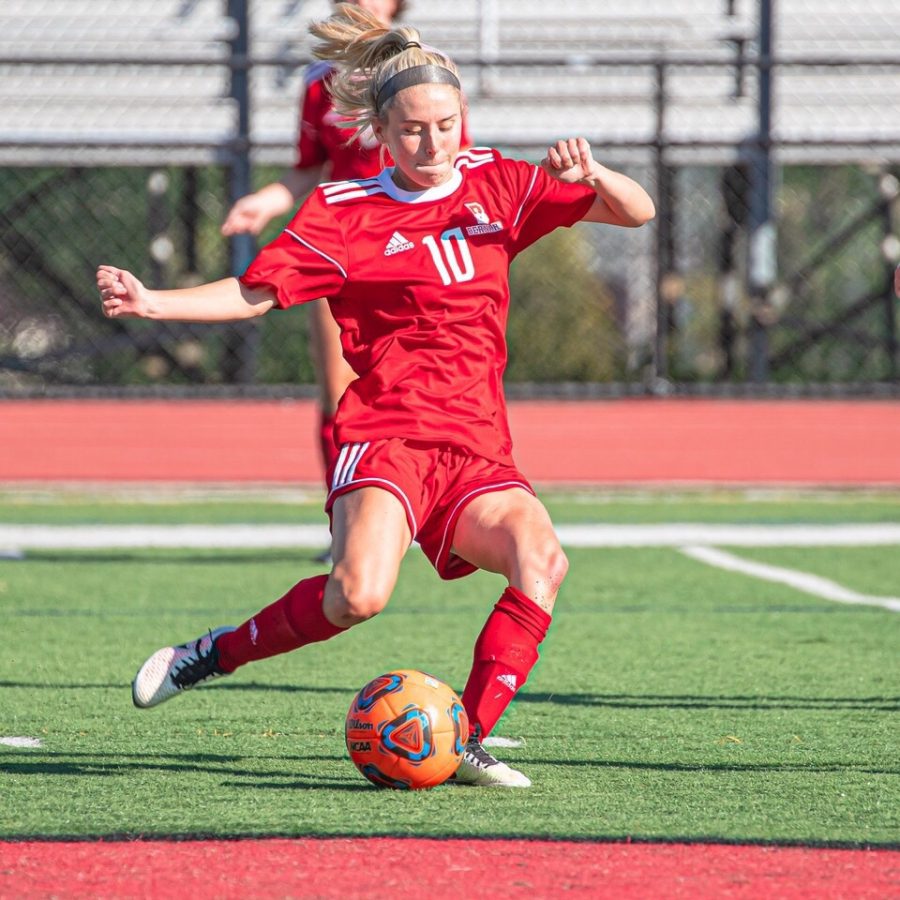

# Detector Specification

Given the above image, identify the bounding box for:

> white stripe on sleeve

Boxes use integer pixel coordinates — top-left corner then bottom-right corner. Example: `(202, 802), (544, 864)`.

(284, 229), (348, 279)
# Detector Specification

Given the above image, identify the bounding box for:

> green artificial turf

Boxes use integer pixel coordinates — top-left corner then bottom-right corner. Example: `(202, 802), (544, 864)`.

(0, 493), (898, 846)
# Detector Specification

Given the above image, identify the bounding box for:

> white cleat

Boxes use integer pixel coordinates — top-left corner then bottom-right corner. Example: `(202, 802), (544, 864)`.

(132, 626), (235, 709)
(451, 738), (532, 788)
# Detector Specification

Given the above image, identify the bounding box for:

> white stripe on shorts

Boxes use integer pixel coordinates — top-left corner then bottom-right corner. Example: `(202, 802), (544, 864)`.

(332, 442), (370, 490)
(329, 476), (419, 539)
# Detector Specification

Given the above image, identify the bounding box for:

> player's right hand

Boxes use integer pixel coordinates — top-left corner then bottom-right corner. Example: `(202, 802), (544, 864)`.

(221, 196), (271, 236)
(96, 265), (150, 318)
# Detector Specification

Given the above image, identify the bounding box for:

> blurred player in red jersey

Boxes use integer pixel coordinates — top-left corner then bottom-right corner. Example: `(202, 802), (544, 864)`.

(98, 3), (654, 787)
(223, 0), (470, 544)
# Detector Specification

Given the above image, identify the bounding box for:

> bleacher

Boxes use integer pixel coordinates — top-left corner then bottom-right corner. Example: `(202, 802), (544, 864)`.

(0, 0), (233, 165)
(1, 0), (899, 166)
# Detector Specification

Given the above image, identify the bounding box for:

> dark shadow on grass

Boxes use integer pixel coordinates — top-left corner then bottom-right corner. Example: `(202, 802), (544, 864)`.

(517, 758), (900, 776)
(513, 692), (900, 712)
(3, 679), (896, 712)
(229, 685), (900, 712)
(0, 751), (350, 782)
(221, 685), (900, 713)
(7, 749), (893, 780)
(2, 831), (898, 850)
(220, 778), (369, 792)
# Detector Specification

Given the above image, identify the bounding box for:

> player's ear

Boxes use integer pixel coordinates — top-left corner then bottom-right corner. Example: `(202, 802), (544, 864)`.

(371, 116), (389, 146)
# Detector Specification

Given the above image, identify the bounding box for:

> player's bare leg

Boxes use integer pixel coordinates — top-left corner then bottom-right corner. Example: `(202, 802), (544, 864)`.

(448, 488), (568, 787)
(131, 489), (410, 709)
(323, 487), (412, 627)
(453, 487), (567, 615)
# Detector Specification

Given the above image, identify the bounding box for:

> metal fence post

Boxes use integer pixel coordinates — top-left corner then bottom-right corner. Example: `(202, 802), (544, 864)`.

(653, 61), (672, 387)
(747, 0), (775, 382)
(884, 190), (899, 380)
(224, 0), (259, 384)
(717, 165), (749, 380)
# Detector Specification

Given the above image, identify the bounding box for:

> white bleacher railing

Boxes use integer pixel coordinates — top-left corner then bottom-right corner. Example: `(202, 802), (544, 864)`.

(0, 0), (898, 167)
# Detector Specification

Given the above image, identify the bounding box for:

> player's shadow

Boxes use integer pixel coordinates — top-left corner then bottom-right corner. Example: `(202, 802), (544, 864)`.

(217, 681), (352, 695)
(519, 757), (900, 777)
(4, 679), (897, 714)
(513, 692), (900, 712)
(6, 679), (896, 714)
(220, 778), (376, 792)
(0, 751), (367, 790)
(212, 684), (900, 714)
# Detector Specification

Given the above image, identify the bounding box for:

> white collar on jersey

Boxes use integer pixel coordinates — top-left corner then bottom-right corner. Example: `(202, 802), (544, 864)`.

(376, 167), (463, 203)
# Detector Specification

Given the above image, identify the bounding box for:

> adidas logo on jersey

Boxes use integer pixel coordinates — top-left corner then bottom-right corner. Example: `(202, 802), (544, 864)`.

(384, 231), (415, 256)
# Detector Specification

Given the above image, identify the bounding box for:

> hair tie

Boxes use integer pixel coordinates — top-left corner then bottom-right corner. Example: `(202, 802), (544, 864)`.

(401, 40), (421, 50)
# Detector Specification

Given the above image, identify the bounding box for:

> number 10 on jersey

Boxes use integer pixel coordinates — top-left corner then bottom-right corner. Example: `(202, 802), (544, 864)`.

(422, 228), (475, 285)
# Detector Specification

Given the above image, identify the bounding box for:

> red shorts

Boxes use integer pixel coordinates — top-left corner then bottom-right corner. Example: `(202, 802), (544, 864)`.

(325, 438), (534, 580)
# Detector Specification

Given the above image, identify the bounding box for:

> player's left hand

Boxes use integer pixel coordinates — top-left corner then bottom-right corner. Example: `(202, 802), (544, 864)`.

(540, 137), (597, 184)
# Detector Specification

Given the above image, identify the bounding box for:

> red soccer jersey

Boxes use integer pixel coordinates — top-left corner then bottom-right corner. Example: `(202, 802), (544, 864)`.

(295, 62), (472, 180)
(242, 148), (596, 464)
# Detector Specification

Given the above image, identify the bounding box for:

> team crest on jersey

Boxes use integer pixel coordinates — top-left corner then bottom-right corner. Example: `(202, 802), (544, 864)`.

(464, 201), (503, 236)
(384, 231), (415, 256)
(465, 202), (490, 225)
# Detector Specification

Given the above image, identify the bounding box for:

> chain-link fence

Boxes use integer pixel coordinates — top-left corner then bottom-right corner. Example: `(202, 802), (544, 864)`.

(1, 0), (899, 395)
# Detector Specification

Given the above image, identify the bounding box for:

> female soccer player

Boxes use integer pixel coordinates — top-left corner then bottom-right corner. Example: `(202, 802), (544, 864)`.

(223, 0), (468, 532)
(98, 2), (655, 787)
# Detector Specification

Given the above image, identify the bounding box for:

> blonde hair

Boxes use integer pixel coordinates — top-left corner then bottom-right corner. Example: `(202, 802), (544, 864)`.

(332, 0), (408, 15)
(310, 2), (462, 143)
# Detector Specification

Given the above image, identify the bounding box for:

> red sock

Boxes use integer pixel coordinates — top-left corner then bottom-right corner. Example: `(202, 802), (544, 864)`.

(215, 575), (345, 672)
(461, 586), (552, 741)
(318, 411), (340, 489)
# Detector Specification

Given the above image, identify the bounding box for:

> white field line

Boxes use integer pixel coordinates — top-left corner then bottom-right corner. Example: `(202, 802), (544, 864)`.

(483, 736), (525, 749)
(0, 737), (43, 748)
(4, 524), (896, 613)
(681, 545), (900, 613)
(0, 524), (331, 550)
(2, 523), (900, 551)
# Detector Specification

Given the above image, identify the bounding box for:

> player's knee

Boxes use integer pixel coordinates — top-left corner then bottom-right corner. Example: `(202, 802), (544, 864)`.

(327, 567), (391, 624)
(525, 537), (568, 590)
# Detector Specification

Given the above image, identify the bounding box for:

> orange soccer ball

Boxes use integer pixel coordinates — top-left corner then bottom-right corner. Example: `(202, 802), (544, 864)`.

(345, 669), (469, 790)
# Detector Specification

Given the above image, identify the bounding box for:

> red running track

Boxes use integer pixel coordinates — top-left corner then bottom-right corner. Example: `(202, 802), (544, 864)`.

(4, 398), (900, 484)
(2, 838), (898, 899)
